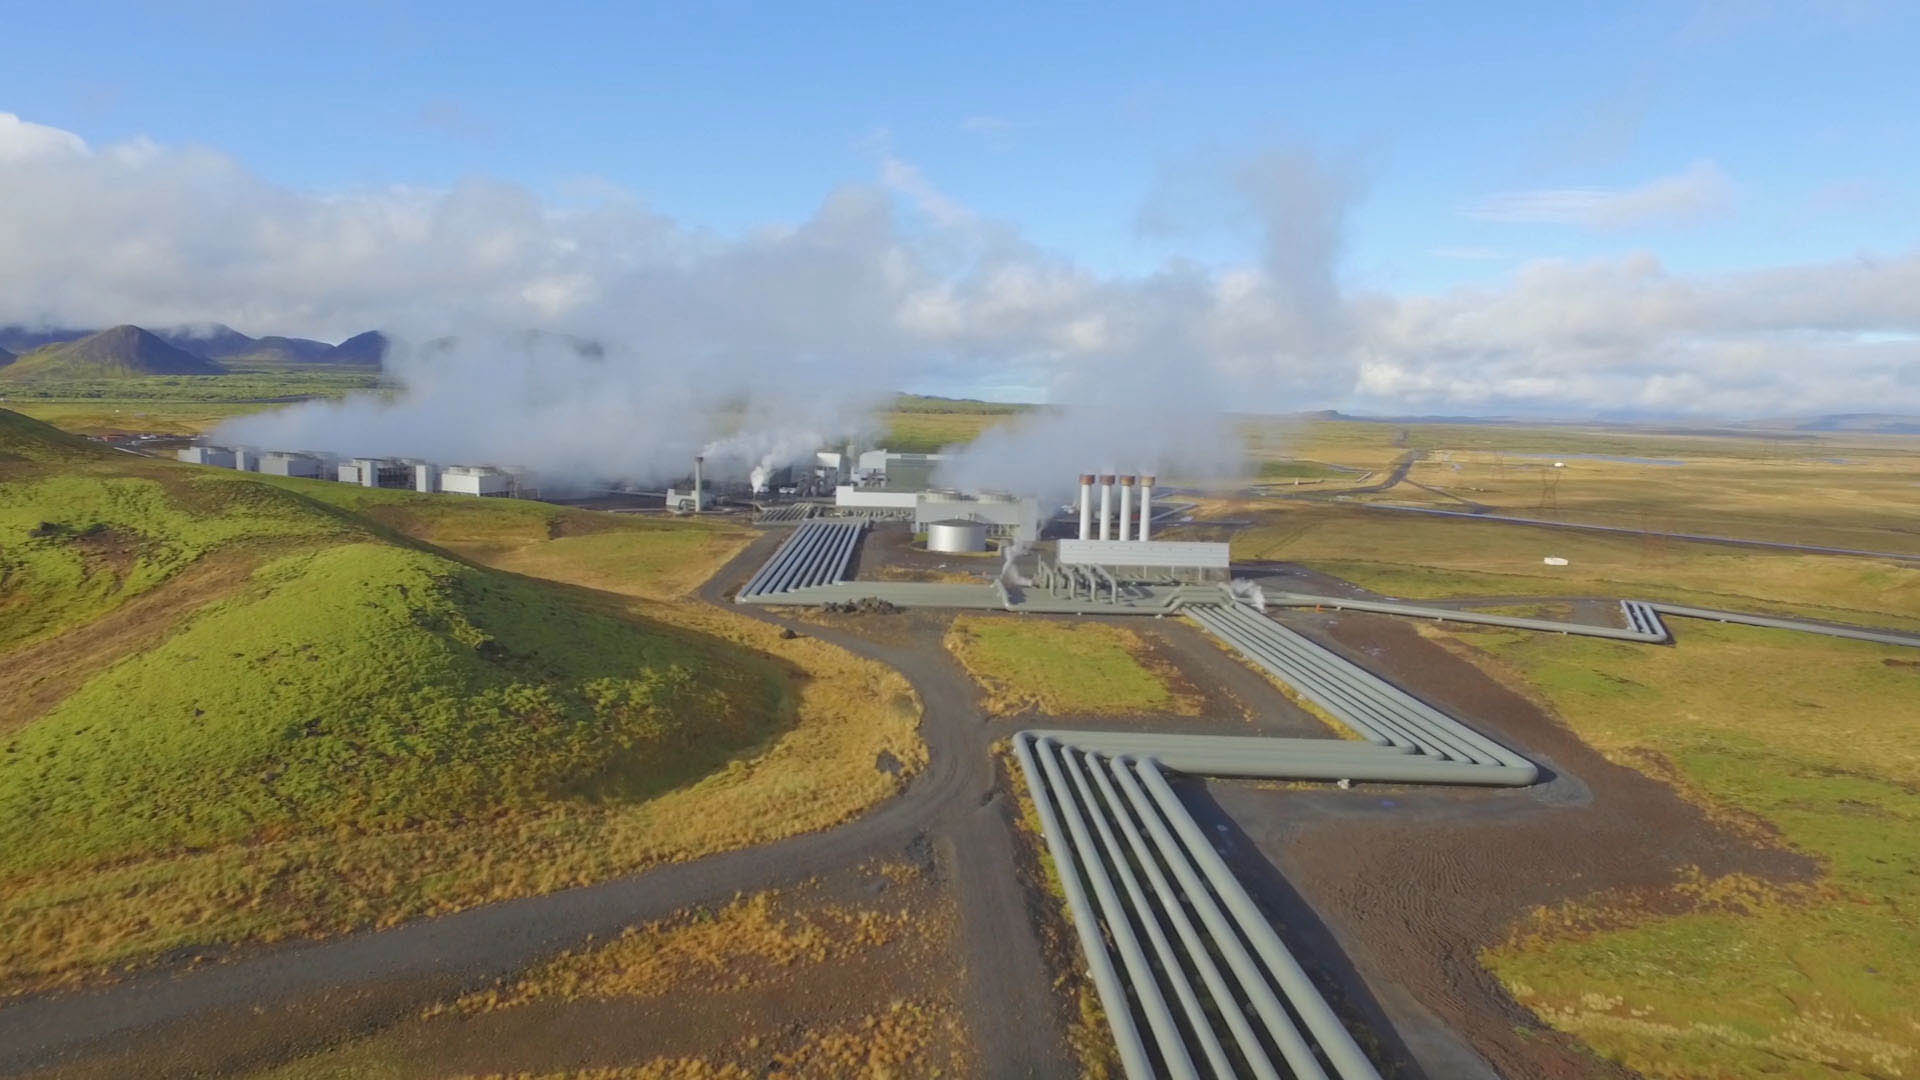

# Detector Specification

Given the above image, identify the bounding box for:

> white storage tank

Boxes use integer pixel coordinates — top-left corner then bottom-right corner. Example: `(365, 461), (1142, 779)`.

(926, 518), (989, 554)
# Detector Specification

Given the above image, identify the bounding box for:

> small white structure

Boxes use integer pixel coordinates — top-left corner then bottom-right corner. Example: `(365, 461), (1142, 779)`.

(1543, 556), (1569, 566)
(410, 463), (439, 493)
(926, 518), (989, 554)
(339, 458), (412, 489)
(177, 445), (237, 468)
(440, 465), (513, 497)
(257, 452), (322, 479)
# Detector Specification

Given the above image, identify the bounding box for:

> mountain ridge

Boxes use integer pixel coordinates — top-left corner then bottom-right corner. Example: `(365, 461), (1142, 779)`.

(0, 325), (228, 379)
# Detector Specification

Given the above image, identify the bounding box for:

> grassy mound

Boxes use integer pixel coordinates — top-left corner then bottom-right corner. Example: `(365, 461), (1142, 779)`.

(0, 408), (920, 990)
(0, 542), (775, 877)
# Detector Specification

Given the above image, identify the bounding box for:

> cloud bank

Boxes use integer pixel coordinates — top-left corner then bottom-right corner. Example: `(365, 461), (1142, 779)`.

(1, 111), (1917, 480)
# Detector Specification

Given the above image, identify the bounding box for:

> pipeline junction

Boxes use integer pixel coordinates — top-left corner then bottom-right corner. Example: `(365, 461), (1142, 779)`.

(732, 521), (1920, 1078)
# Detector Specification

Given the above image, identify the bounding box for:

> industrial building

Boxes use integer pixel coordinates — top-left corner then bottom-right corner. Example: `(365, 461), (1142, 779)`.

(440, 465), (514, 497)
(855, 449), (949, 490)
(256, 452), (323, 478)
(913, 493), (1040, 543)
(172, 440), (531, 499)
(830, 485), (1040, 542)
(1059, 472), (1229, 581)
(338, 457), (413, 489)
(177, 445), (238, 468)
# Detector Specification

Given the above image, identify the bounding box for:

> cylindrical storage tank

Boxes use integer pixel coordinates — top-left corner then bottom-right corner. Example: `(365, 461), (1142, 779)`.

(926, 518), (990, 554)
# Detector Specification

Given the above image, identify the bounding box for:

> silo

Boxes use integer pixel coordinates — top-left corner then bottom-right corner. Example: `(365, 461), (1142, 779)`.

(926, 518), (989, 554)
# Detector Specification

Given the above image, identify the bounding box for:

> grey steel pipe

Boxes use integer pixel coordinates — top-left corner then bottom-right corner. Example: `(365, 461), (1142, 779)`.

(1081, 753), (1285, 1080)
(1133, 757), (1383, 1080)
(1104, 756), (1330, 1080)
(1012, 736), (1156, 1078)
(1034, 738), (1196, 1078)
(1059, 748), (1220, 1080)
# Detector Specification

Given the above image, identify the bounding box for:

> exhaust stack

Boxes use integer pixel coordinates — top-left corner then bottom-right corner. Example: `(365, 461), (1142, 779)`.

(1139, 475), (1155, 541)
(1119, 475), (1135, 542)
(1098, 475), (1115, 540)
(693, 455), (705, 513)
(1078, 474), (1094, 541)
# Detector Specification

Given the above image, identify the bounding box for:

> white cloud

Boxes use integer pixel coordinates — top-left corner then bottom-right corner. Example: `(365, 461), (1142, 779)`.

(1466, 159), (1734, 230)
(0, 112), (1914, 455)
(0, 112), (88, 163)
(1353, 249), (1920, 415)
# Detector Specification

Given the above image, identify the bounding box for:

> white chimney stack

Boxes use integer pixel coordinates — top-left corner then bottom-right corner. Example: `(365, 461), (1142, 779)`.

(1078, 474), (1094, 541)
(1139, 475), (1155, 541)
(1098, 474), (1115, 540)
(693, 456), (705, 513)
(1119, 475), (1135, 542)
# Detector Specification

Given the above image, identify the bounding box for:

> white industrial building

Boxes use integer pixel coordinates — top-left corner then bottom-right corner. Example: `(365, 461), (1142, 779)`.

(832, 485), (1040, 542)
(256, 452), (323, 478)
(440, 465), (514, 497)
(172, 441), (530, 499)
(913, 493), (1040, 542)
(177, 445), (238, 468)
(835, 486), (922, 512)
(338, 457), (413, 489)
(854, 449), (949, 489)
(1061, 471), (1229, 581)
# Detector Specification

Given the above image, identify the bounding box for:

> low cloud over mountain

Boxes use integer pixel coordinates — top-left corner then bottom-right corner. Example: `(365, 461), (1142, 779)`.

(0, 111), (1916, 426)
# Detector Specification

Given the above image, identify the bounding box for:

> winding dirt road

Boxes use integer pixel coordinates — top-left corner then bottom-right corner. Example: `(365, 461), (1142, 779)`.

(0, 532), (1072, 1078)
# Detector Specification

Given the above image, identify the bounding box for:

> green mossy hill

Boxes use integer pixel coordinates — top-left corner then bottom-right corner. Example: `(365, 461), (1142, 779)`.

(0, 469), (353, 649)
(0, 542), (778, 878)
(1, 325), (226, 379)
(0, 407), (786, 885)
(0, 407), (110, 463)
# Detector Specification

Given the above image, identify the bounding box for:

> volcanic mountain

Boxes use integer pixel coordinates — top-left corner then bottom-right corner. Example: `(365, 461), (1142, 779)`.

(0, 325), (228, 379)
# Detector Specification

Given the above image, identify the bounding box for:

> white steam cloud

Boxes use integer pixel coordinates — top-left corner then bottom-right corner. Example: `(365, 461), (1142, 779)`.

(2, 109), (1918, 478)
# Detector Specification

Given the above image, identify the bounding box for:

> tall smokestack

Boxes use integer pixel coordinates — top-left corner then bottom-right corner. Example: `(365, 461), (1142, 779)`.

(693, 455), (704, 513)
(1078, 474), (1094, 541)
(1119, 475), (1135, 542)
(1139, 475), (1155, 542)
(1098, 474), (1114, 541)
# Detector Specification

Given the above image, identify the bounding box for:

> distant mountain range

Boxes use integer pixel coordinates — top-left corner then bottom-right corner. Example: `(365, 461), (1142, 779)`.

(0, 323), (388, 379)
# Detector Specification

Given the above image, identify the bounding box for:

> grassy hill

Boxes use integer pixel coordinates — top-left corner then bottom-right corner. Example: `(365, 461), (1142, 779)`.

(1, 325), (226, 380)
(0, 407), (922, 992)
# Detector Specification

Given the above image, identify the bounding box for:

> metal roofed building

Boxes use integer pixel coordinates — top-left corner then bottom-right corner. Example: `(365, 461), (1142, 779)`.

(914, 493), (1040, 542)
(338, 457), (413, 489)
(1055, 538), (1231, 582)
(440, 465), (514, 497)
(256, 451), (323, 478)
(177, 445), (237, 468)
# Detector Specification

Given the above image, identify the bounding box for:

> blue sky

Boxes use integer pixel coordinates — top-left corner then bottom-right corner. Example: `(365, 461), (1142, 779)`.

(10, 2), (1913, 286)
(4, 2), (1918, 415)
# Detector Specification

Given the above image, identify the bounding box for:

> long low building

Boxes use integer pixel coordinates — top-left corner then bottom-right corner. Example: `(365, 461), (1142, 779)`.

(1056, 538), (1231, 581)
(175, 442), (528, 497)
